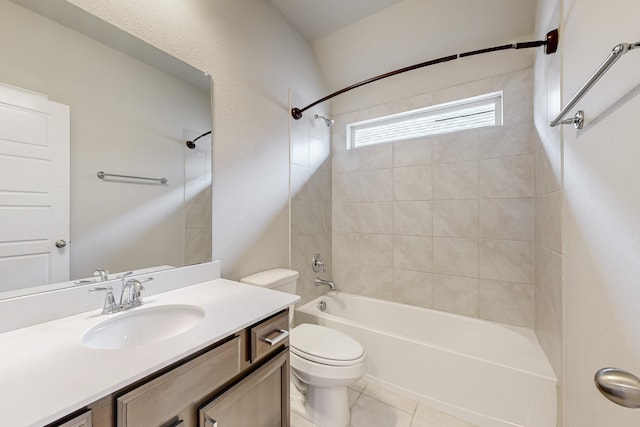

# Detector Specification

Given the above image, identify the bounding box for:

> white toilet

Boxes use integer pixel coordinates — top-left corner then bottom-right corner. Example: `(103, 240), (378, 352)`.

(240, 268), (365, 427)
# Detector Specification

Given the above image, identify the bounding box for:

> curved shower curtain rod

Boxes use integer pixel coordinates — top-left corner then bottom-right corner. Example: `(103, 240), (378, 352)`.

(291, 29), (559, 120)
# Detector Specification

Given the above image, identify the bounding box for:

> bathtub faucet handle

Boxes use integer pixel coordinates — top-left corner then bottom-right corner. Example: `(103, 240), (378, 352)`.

(312, 253), (326, 273)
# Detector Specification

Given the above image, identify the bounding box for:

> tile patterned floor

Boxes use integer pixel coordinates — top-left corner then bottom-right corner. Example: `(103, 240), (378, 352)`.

(291, 377), (479, 427)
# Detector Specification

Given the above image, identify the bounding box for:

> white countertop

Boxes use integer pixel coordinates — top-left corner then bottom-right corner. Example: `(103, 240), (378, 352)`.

(0, 278), (299, 427)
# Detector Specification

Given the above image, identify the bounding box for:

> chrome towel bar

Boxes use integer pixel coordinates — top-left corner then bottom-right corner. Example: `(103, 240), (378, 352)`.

(97, 171), (168, 185)
(550, 41), (640, 128)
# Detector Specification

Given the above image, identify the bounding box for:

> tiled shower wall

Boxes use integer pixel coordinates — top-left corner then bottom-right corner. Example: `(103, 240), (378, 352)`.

(184, 131), (212, 265)
(331, 69), (536, 327)
(533, 3), (563, 419)
(290, 91), (332, 305)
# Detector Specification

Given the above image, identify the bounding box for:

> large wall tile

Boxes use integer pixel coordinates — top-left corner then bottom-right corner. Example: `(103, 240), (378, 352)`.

(393, 235), (432, 272)
(333, 143), (392, 173)
(392, 269), (433, 308)
(334, 169), (393, 202)
(479, 280), (534, 327)
(393, 165), (432, 201)
(535, 192), (562, 254)
(333, 232), (393, 266)
(478, 123), (533, 159)
(479, 239), (534, 283)
(432, 132), (479, 162)
(479, 198), (534, 241)
(393, 138), (432, 167)
(433, 274), (479, 317)
(333, 202), (393, 234)
(535, 244), (562, 316)
(393, 201), (432, 236)
(432, 199), (478, 238)
(534, 127), (562, 195)
(432, 160), (478, 199)
(433, 237), (478, 277)
(479, 155), (533, 198)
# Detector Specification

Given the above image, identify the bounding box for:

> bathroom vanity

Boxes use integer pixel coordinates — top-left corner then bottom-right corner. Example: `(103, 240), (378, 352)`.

(0, 272), (298, 427)
(59, 310), (290, 427)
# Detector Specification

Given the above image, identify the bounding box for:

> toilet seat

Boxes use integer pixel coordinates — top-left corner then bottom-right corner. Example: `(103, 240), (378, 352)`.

(291, 324), (365, 367)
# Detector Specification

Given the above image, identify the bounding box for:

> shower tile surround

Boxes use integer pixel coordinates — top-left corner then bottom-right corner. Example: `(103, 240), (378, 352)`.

(290, 90), (333, 305)
(532, 4), (563, 423)
(331, 69), (535, 327)
(184, 130), (213, 265)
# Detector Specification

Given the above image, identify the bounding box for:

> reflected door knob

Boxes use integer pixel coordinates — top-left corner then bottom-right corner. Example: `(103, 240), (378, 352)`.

(55, 239), (67, 248)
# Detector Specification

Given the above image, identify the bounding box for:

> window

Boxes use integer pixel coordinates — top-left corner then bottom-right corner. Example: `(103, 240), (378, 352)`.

(347, 91), (503, 149)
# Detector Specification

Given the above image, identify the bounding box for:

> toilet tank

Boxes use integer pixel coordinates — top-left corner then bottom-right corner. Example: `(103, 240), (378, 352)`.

(240, 268), (299, 294)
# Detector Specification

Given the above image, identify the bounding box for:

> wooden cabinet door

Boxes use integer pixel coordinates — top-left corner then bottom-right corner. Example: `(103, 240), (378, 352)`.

(117, 336), (241, 427)
(199, 349), (289, 427)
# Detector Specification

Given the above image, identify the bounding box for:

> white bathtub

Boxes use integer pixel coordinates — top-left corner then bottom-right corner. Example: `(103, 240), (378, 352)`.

(295, 291), (557, 427)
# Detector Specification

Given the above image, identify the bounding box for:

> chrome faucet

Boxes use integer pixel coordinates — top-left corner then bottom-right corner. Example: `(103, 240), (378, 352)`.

(92, 267), (109, 282)
(315, 277), (335, 290)
(120, 278), (147, 309)
(89, 273), (153, 314)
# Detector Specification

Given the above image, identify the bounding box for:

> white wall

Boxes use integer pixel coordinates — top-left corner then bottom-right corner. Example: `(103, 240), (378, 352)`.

(561, 0), (640, 423)
(0, 1), (211, 279)
(535, 0), (640, 424)
(313, 0), (537, 115)
(65, 0), (328, 280)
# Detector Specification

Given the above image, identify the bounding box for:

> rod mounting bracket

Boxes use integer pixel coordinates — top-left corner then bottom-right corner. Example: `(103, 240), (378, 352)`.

(545, 29), (559, 54)
(291, 108), (303, 120)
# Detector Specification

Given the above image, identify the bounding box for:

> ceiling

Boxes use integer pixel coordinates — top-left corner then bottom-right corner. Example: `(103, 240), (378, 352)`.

(270, 0), (403, 41)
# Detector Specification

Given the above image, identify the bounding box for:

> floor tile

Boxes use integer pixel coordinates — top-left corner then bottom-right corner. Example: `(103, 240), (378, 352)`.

(362, 382), (418, 414)
(349, 377), (368, 393)
(350, 394), (412, 427)
(410, 403), (478, 427)
(348, 387), (361, 408)
(291, 411), (319, 427)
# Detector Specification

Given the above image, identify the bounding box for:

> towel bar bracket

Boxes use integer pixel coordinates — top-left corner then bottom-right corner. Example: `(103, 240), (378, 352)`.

(558, 110), (584, 129)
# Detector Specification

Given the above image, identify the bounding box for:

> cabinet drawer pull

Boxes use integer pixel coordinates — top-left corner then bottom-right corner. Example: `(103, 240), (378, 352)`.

(205, 415), (218, 427)
(261, 329), (289, 346)
(167, 420), (185, 427)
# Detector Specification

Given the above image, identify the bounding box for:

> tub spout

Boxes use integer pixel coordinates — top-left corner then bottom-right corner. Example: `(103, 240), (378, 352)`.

(315, 277), (335, 290)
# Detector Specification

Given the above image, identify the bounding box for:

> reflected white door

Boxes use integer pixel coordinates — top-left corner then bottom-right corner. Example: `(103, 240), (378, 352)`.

(0, 84), (70, 292)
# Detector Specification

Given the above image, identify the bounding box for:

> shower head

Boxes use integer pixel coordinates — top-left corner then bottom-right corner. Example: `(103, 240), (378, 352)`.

(314, 114), (334, 127)
(186, 130), (211, 149)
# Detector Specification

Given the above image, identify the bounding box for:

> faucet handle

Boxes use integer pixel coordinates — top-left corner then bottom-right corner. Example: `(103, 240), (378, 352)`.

(117, 271), (134, 280)
(312, 253), (326, 273)
(89, 286), (118, 314)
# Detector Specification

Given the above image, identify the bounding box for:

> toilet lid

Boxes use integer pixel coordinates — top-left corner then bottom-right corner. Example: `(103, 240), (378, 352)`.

(291, 324), (364, 366)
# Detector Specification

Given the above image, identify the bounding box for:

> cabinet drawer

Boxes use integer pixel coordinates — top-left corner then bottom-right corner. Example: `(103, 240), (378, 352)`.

(53, 410), (92, 427)
(250, 310), (289, 363)
(117, 336), (241, 427)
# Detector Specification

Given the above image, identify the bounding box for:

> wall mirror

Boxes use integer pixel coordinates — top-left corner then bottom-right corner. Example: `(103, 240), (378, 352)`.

(0, 0), (213, 299)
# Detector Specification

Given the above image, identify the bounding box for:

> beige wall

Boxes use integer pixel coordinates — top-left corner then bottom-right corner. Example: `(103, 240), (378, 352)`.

(64, 0), (327, 280)
(314, 0), (536, 116)
(331, 69), (536, 327)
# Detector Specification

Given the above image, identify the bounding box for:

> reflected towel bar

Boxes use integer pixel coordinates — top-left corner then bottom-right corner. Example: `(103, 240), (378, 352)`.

(550, 40), (640, 128)
(97, 171), (168, 185)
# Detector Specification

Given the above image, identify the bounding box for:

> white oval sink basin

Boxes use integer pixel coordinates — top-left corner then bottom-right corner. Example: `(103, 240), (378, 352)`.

(82, 304), (204, 350)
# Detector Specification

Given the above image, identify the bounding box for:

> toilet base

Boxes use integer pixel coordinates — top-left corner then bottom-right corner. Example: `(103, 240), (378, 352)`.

(305, 385), (350, 427)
